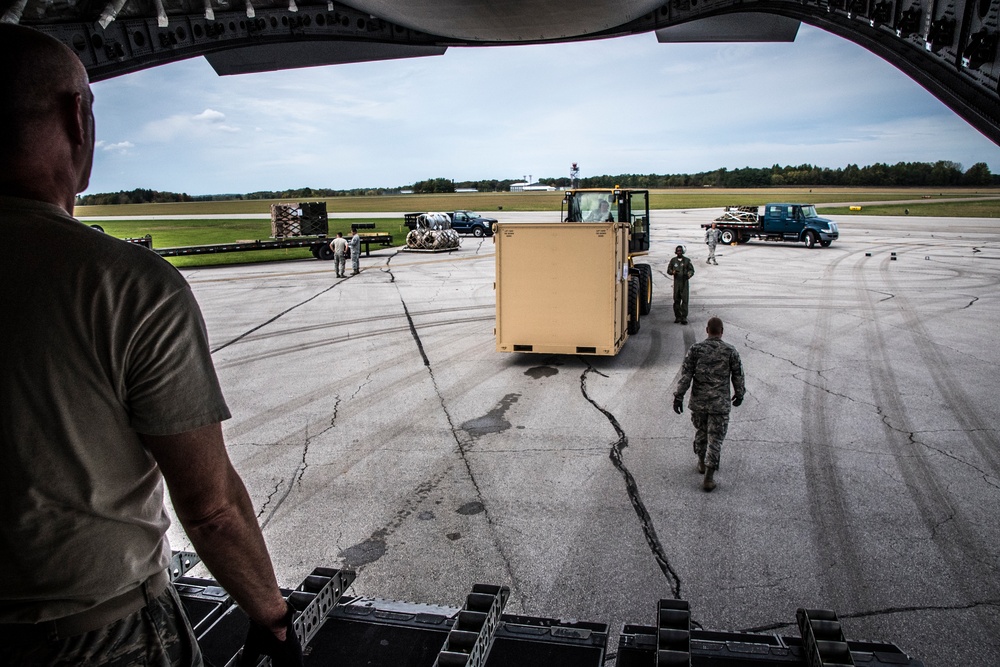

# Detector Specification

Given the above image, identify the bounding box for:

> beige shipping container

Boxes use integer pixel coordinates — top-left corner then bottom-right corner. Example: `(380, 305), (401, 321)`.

(495, 221), (630, 355)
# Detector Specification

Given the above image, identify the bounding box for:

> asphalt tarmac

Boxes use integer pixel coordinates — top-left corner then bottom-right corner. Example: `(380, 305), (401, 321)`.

(168, 209), (1000, 666)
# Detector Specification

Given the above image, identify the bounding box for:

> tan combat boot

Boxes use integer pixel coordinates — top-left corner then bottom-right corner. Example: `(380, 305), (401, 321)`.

(702, 467), (716, 492)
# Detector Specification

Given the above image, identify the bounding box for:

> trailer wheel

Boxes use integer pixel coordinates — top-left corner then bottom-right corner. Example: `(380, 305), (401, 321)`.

(636, 264), (652, 315)
(310, 245), (323, 259)
(317, 244), (335, 260)
(720, 229), (736, 244)
(627, 277), (641, 335)
(820, 240), (832, 247)
(805, 231), (817, 248)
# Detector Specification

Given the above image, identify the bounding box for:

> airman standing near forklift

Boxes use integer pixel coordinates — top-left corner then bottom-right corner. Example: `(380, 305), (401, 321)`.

(666, 245), (694, 324)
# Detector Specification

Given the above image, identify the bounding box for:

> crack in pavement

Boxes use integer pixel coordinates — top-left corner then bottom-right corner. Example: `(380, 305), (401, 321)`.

(743, 332), (818, 373)
(258, 414), (339, 529)
(211, 279), (342, 354)
(742, 599), (1000, 633)
(794, 374), (998, 488)
(580, 362), (683, 600)
(350, 375), (372, 401)
(256, 481), (283, 521)
(390, 272), (520, 592)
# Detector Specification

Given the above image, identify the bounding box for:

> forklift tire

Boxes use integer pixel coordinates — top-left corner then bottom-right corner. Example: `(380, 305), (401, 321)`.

(637, 264), (652, 316)
(805, 231), (817, 248)
(627, 277), (641, 335)
(317, 244), (335, 261)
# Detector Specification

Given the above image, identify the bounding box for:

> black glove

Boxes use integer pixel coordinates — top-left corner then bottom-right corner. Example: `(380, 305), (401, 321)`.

(673, 397), (684, 414)
(732, 396), (743, 407)
(238, 602), (303, 667)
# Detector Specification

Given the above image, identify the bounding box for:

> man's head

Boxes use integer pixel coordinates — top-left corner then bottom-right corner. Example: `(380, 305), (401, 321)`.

(675, 245), (685, 256)
(0, 24), (95, 212)
(337, 232), (343, 237)
(711, 222), (717, 229)
(707, 316), (724, 337)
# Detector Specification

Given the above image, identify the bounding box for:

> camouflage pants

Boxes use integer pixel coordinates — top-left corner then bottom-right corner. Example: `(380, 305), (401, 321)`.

(1, 585), (203, 667)
(707, 243), (717, 263)
(335, 252), (346, 275)
(691, 411), (729, 470)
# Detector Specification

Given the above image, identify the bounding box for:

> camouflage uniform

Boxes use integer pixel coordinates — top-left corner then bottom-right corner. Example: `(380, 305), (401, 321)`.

(666, 254), (695, 322)
(0, 585), (203, 667)
(349, 232), (361, 274)
(705, 227), (719, 264)
(674, 337), (745, 470)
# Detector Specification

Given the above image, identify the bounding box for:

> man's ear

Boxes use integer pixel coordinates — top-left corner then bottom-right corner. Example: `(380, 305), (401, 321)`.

(67, 92), (87, 146)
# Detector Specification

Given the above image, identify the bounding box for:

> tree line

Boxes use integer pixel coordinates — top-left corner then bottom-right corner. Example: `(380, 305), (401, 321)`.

(76, 160), (997, 205)
(537, 161), (996, 189)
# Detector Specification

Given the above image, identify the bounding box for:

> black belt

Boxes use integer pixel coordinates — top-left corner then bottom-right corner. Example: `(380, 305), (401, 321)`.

(0, 569), (170, 641)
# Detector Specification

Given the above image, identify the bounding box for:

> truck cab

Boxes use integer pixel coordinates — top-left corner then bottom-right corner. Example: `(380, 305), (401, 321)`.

(450, 210), (497, 237)
(762, 204), (839, 247)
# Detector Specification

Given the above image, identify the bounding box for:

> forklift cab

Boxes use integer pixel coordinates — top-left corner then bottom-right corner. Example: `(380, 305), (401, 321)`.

(563, 188), (649, 255)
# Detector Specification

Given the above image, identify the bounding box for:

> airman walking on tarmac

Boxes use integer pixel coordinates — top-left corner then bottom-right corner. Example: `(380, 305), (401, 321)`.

(705, 222), (720, 265)
(673, 317), (746, 492)
(666, 245), (695, 324)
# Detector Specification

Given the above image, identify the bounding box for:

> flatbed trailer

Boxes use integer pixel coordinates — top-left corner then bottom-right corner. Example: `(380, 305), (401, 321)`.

(122, 202), (393, 262)
(126, 231), (394, 261)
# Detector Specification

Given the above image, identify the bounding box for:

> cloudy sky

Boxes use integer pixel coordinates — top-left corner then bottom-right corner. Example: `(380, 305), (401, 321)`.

(87, 24), (1000, 196)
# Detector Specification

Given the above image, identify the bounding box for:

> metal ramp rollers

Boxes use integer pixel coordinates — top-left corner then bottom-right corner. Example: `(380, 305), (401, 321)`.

(432, 584), (510, 667)
(797, 608), (856, 667)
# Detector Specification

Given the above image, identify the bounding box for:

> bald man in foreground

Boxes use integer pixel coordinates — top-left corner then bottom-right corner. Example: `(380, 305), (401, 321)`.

(0, 25), (300, 665)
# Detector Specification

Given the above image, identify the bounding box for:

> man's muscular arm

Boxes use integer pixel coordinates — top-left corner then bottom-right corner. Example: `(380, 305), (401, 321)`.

(141, 423), (290, 640)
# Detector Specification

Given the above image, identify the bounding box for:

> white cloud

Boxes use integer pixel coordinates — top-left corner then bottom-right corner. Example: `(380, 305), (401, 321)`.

(142, 108), (240, 142)
(98, 140), (135, 154)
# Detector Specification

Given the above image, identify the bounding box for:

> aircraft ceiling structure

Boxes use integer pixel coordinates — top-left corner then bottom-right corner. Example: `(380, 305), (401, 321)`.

(4, 0), (999, 145)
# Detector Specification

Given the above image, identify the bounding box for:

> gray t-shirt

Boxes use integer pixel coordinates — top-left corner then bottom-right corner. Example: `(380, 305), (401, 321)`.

(0, 196), (231, 622)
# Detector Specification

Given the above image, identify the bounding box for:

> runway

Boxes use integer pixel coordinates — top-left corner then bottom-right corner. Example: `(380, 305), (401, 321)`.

(169, 210), (1000, 666)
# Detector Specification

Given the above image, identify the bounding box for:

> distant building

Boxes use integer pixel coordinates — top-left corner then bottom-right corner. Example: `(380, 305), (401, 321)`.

(455, 188), (479, 193)
(510, 181), (556, 192)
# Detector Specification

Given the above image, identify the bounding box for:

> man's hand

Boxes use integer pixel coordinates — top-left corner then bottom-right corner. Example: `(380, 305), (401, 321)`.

(732, 396), (743, 407)
(673, 397), (684, 414)
(238, 602), (303, 667)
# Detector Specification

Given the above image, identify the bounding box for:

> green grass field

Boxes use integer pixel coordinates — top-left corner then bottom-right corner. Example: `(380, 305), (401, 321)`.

(78, 188), (1000, 267)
